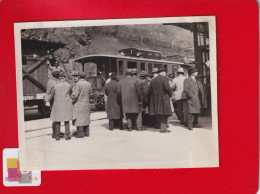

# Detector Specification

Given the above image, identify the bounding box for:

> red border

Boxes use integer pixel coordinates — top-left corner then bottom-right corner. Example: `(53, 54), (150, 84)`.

(0, 0), (258, 193)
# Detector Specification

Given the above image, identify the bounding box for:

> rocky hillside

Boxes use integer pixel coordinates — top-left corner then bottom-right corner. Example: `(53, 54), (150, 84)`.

(21, 24), (194, 61)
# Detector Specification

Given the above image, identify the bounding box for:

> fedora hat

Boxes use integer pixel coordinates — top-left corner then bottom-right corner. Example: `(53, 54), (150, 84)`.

(177, 67), (184, 73)
(158, 66), (167, 73)
(52, 70), (60, 78)
(188, 66), (198, 74)
(140, 70), (147, 77)
(152, 67), (158, 74)
(131, 68), (138, 75)
(126, 69), (132, 75)
(71, 71), (79, 76)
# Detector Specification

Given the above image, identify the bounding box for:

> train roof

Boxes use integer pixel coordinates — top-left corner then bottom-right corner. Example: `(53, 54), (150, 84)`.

(74, 54), (189, 66)
(119, 48), (162, 53)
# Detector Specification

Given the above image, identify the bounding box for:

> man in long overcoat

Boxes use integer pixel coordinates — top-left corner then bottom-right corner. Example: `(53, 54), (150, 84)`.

(44, 70), (60, 138)
(104, 72), (123, 130)
(140, 71), (151, 126)
(149, 66), (172, 133)
(183, 67), (204, 130)
(132, 69), (146, 131)
(71, 71), (92, 138)
(50, 74), (74, 141)
(117, 69), (142, 131)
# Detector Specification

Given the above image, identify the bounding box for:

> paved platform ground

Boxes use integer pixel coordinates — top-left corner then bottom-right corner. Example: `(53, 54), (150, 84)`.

(22, 111), (219, 171)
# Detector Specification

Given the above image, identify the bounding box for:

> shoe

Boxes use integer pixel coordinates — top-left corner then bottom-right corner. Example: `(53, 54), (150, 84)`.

(128, 128), (133, 132)
(108, 128), (113, 131)
(193, 124), (202, 128)
(84, 131), (89, 137)
(55, 135), (60, 141)
(65, 135), (71, 140)
(160, 130), (171, 133)
(72, 131), (78, 136)
(52, 134), (56, 138)
(137, 127), (146, 131)
(187, 126), (193, 130)
(75, 135), (84, 138)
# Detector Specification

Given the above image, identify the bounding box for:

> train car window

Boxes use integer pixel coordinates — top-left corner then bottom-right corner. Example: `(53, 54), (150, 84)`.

(154, 63), (162, 68)
(118, 60), (124, 75)
(110, 58), (117, 72)
(127, 61), (137, 69)
(164, 64), (168, 73)
(148, 63), (152, 74)
(141, 62), (145, 71)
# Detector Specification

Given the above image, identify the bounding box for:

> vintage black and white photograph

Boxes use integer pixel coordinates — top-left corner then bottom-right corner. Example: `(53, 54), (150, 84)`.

(15, 16), (218, 170)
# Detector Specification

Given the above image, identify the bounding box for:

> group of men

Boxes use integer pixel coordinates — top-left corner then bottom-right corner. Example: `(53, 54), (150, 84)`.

(104, 66), (205, 132)
(45, 70), (92, 141)
(45, 64), (205, 140)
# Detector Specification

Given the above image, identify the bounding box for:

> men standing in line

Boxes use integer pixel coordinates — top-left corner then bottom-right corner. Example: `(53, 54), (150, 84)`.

(183, 67), (204, 130)
(132, 69), (146, 131)
(49, 74), (74, 141)
(149, 66), (172, 133)
(104, 72), (123, 130)
(71, 71), (92, 138)
(171, 67), (186, 125)
(117, 69), (142, 131)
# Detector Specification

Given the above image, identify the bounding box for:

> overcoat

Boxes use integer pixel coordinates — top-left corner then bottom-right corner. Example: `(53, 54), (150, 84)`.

(141, 79), (151, 108)
(117, 77), (142, 113)
(44, 77), (57, 102)
(171, 75), (186, 100)
(71, 79), (92, 126)
(104, 80), (123, 119)
(50, 80), (74, 122)
(183, 77), (204, 113)
(149, 75), (172, 116)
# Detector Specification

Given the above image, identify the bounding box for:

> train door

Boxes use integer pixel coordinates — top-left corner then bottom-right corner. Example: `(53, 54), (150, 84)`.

(147, 62), (153, 75)
(117, 59), (126, 77)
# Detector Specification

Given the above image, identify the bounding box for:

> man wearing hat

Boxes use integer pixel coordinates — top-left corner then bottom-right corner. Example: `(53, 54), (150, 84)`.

(140, 70), (151, 126)
(171, 67), (187, 125)
(71, 71), (92, 138)
(118, 69), (142, 131)
(132, 69), (146, 131)
(151, 67), (159, 79)
(149, 66), (172, 133)
(104, 72), (112, 112)
(49, 73), (74, 141)
(104, 72), (123, 130)
(183, 67), (204, 130)
(44, 70), (64, 139)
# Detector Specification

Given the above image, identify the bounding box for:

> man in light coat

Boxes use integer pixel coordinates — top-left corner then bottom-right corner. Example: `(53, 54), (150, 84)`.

(44, 71), (60, 138)
(117, 69), (142, 131)
(149, 66), (172, 133)
(171, 67), (187, 125)
(50, 74), (74, 141)
(71, 71), (92, 138)
(183, 67), (204, 130)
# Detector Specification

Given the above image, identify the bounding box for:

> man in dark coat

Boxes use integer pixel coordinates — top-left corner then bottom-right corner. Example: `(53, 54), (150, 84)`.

(118, 69), (142, 131)
(140, 71), (151, 126)
(149, 67), (172, 133)
(132, 69), (146, 131)
(104, 72), (123, 130)
(183, 67), (204, 130)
